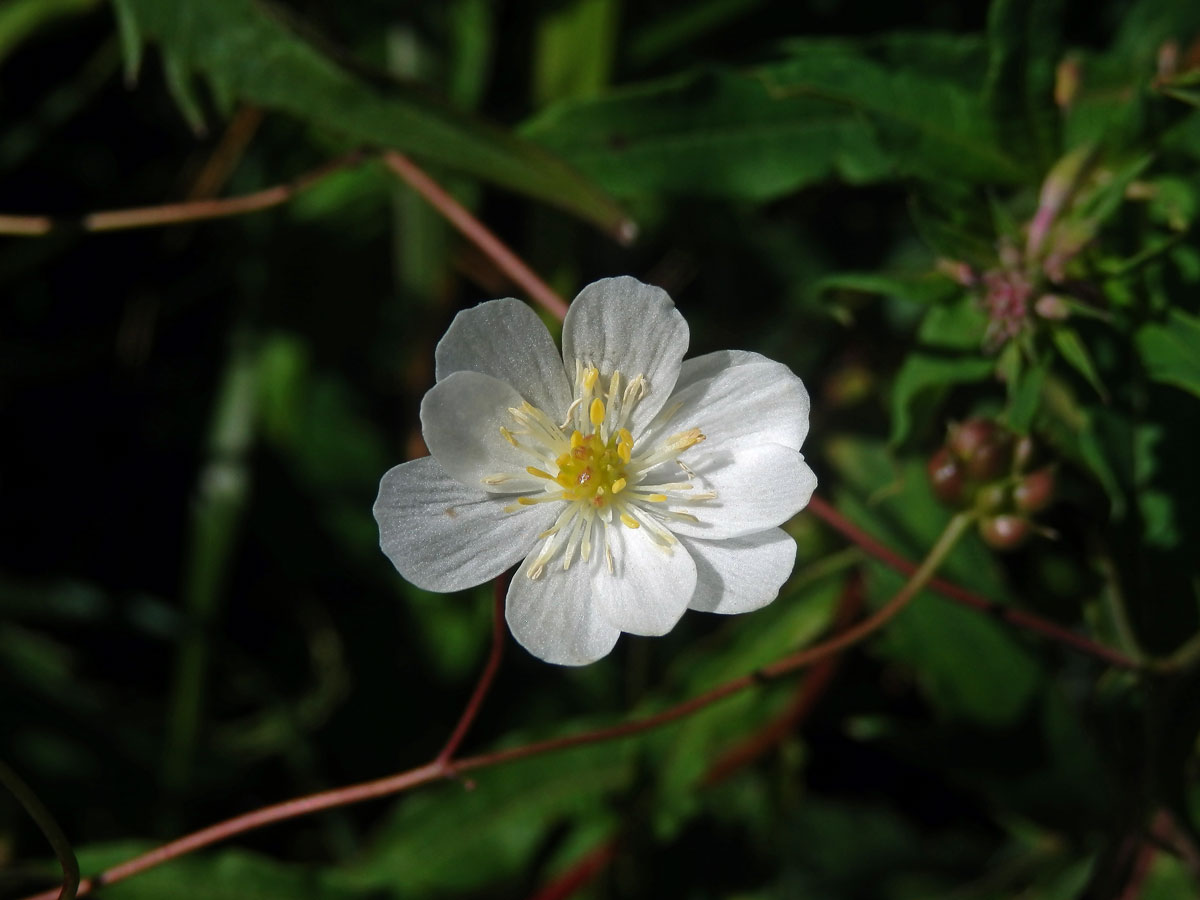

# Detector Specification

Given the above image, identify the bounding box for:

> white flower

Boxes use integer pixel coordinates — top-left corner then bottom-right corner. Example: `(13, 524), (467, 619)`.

(373, 277), (817, 666)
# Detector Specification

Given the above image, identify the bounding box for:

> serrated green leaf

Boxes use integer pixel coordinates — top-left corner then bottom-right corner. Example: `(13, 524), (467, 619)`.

(523, 64), (895, 200)
(1136, 309), (1200, 399)
(109, 0), (628, 234)
(763, 43), (1027, 184)
(1051, 326), (1109, 400)
(524, 38), (1025, 202)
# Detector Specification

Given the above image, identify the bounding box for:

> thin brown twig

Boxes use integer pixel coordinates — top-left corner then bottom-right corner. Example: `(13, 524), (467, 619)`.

(19, 512), (971, 900)
(1, 759), (79, 900)
(436, 575), (509, 765)
(805, 495), (1138, 670)
(381, 151), (570, 320)
(0, 152), (367, 237)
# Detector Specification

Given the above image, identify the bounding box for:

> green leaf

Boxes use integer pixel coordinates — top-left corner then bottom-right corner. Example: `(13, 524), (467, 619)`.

(1156, 64), (1200, 109)
(1136, 309), (1200, 399)
(889, 296), (993, 446)
(983, 0), (1064, 170)
(762, 43), (1028, 184)
(524, 39), (1025, 201)
(523, 64), (894, 200)
(1051, 326), (1109, 400)
(338, 747), (632, 895)
(825, 439), (1041, 727)
(73, 843), (372, 900)
(1007, 353), (1049, 433)
(109, 0), (628, 235)
(815, 271), (958, 307)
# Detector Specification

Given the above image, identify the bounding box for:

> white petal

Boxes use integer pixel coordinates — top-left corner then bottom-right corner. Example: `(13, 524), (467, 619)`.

(506, 549), (620, 666)
(373, 456), (557, 592)
(681, 528), (797, 614)
(662, 443), (818, 540)
(562, 277), (689, 434)
(641, 356), (811, 454)
(435, 298), (571, 416)
(421, 370), (549, 493)
(592, 523), (697, 636)
(673, 349), (766, 393)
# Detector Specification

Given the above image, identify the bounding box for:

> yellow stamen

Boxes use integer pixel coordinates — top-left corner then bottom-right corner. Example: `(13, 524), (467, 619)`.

(589, 398), (606, 427)
(526, 467), (554, 480)
(620, 513), (640, 529)
(499, 426), (518, 447)
(611, 477), (627, 494)
(646, 494), (668, 503)
(583, 367), (599, 390)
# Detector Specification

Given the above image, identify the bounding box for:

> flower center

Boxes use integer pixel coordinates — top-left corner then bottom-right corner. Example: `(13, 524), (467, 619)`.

(553, 422), (633, 509)
(491, 363), (713, 580)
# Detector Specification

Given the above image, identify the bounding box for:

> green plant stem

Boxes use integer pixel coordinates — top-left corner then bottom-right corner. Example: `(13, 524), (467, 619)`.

(0, 759), (79, 900)
(20, 509), (974, 900)
(1149, 629), (1200, 675)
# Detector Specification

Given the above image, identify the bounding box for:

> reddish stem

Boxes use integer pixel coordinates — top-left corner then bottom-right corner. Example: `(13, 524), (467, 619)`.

(436, 576), (509, 765)
(381, 151), (570, 320)
(703, 569), (865, 786)
(526, 839), (620, 900)
(0, 152), (366, 236)
(530, 571), (868, 900)
(805, 495), (1137, 669)
(18, 550), (936, 900)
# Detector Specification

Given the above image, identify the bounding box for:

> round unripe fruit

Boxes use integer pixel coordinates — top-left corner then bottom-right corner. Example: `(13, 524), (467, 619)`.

(1014, 467), (1056, 513)
(948, 419), (1000, 461)
(949, 419), (1016, 481)
(979, 514), (1031, 550)
(928, 446), (967, 506)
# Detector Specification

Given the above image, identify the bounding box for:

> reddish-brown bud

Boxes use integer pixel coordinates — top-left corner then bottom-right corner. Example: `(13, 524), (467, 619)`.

(1014, 467), (1056, 514)
(928, 446), (967, 507)
(979, 514), (1031, 550)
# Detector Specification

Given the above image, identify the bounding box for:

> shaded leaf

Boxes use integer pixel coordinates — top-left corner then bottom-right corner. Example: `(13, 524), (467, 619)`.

(983, 0), (1064, 169)
(523, 64), (894, 200)
(1051, 325), (1108, 400)
(1137, 309), (1200, 400)
(109, 0), (628, 234)
(525, 39), (1025, 202)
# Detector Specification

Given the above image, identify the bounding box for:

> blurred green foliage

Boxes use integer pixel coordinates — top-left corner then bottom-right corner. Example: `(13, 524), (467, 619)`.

(2, 0), (1200, 898)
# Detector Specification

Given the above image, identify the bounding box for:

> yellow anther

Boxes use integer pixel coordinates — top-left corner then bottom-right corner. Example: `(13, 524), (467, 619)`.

(618, 428), (633, 445)
(517, 497), (538, 506)
(499, 426), (518, 447)
(646, 494), (668, 503)
(669, 428), (706, 451)
(617, 442), (632, 463)
(611, 477), (627, 494)
(583, 367), (599, 390)
(589, 398), (606, 427)
(570, 430), (584, 449)
(620, 513), (640, 529)
(526, 467), (554, 480)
